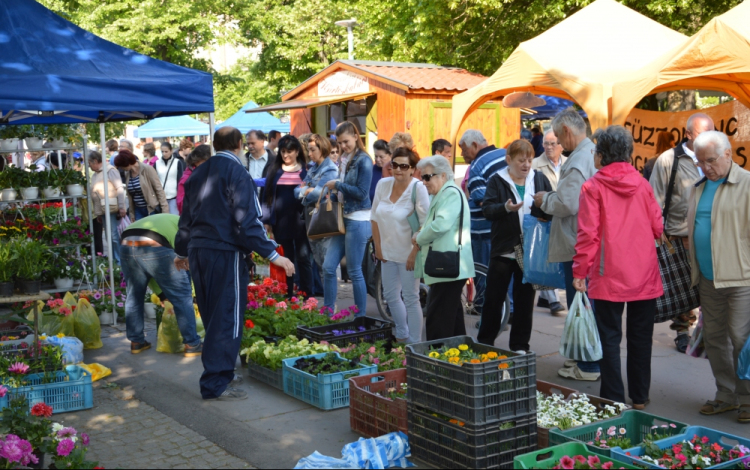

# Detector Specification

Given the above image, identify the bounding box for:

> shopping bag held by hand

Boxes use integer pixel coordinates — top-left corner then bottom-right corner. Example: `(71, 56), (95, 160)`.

(739, 335), (750, 381)
(269, 245), (286, 283)
(156, 302), (185, 354)
(522, 215), (566, 290)
(559, 291), (603, 362)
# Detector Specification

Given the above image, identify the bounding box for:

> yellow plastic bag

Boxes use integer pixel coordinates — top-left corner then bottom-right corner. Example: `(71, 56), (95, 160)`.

(79, 363), (112, 382)
(63, 292), (77, 307)
(194, 305), (205, 339)
(73, 299), (103, 349)
(156, 302), (184, 354)
(40, 313), (76, 337)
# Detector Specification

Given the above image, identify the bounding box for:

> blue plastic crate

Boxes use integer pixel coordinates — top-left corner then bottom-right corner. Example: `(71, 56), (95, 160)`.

(611, 426), (750, 469)
(282, 352), (378, 410)
(0, 365), (93, 414)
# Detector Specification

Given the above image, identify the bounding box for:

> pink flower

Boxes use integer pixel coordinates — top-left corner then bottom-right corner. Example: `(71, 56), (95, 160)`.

(559, 456), (575, 470)
(607, 426), (616, 436)
(350, 305), (359, 314)
(276, 302), (288, 310)
(56, 439), (75, 457)
(601, 462), (613, 469)
(701, 436), (710, 444)
(0, 386), (7, 398)
(120, 282), (127, 288)
(676, 453), (686, 463)
(291, 297), (298, 303)
(574, 455), (587, 463)
(402, 360), (407, 366)
(587, 455), (601, 466)
(8, 362), (29, 375)
(81, 433), (90, 446)
(56, 427), (77, 439)
(367, 346), (377, 354)
(373, 358), (380, 365)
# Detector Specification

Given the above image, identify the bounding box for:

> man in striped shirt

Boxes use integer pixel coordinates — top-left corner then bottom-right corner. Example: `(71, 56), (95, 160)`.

(460, 129), (508, 269)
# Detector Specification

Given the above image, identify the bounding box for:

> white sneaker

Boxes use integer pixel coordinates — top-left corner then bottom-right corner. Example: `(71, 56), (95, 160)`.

(563, 359), (577, 368)
(557, 365), (600, 382)
(513, 350), (526, 355)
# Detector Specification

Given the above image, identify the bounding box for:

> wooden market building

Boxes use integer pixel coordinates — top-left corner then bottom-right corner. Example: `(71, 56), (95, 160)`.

(247, 60), (521, 164)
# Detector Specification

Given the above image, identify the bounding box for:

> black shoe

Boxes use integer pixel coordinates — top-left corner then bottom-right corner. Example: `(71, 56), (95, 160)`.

(537, 298), (550, 309)
(550, 302), (565, 315)
(675, 334), (689, 353)
(131, 341), (151, 354)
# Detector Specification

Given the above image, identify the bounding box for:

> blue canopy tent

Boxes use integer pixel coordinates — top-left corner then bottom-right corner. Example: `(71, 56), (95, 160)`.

(134, 115), (210, 139)
(217, 101), (289, 134)
(0, 0), (215, 325)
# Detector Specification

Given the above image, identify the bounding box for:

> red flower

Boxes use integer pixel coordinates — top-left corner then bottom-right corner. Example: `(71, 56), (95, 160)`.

(263, 278), (273, 286)
(265, 299), (276, 307)
(291, 305), (300, 311)
(30, 402), (53, 418)
(271, 287), (280, 294)
(247, 294), (255, 302)
(245, 319), (255, 329)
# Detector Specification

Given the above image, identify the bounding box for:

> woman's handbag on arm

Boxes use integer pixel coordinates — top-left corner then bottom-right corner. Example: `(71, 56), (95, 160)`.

(423, 186), (463, 279)
(307, 187), (345, 240)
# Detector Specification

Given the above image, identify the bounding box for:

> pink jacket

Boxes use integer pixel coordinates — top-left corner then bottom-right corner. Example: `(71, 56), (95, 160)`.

(573, 162), (664, 302)
(176, 166), (193, 214)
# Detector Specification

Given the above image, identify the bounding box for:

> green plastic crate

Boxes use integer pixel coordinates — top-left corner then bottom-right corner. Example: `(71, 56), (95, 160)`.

(513, 442), (639, 469)
(548, 410), (689, 458)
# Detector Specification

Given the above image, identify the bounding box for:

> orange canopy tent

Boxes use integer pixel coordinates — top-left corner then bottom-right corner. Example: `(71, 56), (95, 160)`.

(611, 1), (750, 125)
(450, 0), (687, 141)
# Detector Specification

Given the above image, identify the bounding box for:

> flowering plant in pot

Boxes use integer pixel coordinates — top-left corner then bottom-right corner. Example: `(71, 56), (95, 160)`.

(0, 241), (17, 296)
(50, 423), (99, 469)
(47, 217), (91, 246)
(0, 396), (56, 464)
(78, 285), (126, 318)
(49, 251), (85, 289)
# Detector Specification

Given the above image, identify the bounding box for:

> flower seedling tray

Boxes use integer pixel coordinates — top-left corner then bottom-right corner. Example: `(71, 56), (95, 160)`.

(282, 352), (377, 411)
(0, 365), (93, 414)
(296, 316), (393, 348)
(549, 410), (689, 458)
(536, 380), (579, 449)
(513, 442), (638, 469)
(247, 359), (284, 391)
(611, 426), (750, 469)
(409, 405), (537, 469)
(406, 336), (536, 425)
(349, 368), (408, 438)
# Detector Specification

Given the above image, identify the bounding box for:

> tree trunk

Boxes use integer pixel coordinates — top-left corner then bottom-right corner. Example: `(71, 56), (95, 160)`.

(667, 90), (696, 112)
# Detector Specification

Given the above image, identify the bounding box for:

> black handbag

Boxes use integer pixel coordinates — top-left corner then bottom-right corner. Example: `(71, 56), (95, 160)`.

(423, 186), (464, 278)
(307, 187), (345, 240)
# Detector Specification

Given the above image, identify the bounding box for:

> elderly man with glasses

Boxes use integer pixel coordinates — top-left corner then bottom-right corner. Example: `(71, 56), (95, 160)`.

(688, 131), (750, 423)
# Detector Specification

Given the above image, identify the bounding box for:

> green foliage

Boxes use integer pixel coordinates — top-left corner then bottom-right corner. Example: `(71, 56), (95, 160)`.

(0, 397), (56, 455)
(0, 241), (19, 283)
(84, 122), (127, 145)
(241, 336), (331, 371)
(13, 239), (52, 281)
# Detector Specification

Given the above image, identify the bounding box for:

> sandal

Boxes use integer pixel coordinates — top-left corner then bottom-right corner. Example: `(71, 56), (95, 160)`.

(739, 405), (750, 423)
(700, 400), (739, 415)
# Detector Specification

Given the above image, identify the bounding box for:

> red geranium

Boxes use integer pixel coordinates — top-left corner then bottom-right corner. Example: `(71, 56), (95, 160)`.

(263, 278), (273, 286)
(245, 319), (255, 329)
(291, 305), (300, 311)
(265, 299), (276, 307)
(30, 402), (53, 418)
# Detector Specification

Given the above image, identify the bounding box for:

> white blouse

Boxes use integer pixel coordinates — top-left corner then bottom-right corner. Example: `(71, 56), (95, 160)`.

(371, 177), (430, 263)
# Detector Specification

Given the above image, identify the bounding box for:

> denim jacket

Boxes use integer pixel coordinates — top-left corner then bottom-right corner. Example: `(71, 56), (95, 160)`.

(334, 149), (373, 215)
(294, 157), (339, 207)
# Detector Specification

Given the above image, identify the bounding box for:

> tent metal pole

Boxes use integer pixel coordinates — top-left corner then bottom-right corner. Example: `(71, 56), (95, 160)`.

(100, 123), (117, 326)
(82, 134), (98, 287)
(209, 113), (216, 155)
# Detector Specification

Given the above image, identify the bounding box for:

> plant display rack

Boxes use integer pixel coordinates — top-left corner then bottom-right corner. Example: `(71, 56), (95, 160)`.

(282, 352), (377, 411)
(0, 365), (93, 414)
(349, 368), (408, 438)
(406, 336), (537, 425)
(409, 405), (537, 469)
(548, 409), (690, 458)
(513, 442), (639, 469)
(296, 316), (394, 348)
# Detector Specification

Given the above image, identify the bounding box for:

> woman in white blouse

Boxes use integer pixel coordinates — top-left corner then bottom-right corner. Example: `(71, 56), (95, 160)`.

(371, 147), (430, 343)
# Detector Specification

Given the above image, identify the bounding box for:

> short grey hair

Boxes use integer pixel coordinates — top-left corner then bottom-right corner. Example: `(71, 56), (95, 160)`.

(551, 108), (587, 137)
(694, 130), (731, 156)
(119, 139), (134, 151)
(543, 129), (557, 141)
(459, 129), (487, 147)
(592, 125), (633, 166)
(686, 112), (715, 133)
(417, 155), (454, 181)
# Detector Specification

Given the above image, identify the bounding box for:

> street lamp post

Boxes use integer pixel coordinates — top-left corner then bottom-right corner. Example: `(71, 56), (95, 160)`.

(335, 19), (357, 60)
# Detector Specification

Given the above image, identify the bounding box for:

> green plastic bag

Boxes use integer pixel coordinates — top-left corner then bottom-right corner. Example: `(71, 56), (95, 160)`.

(73, 299), (103, 349)
(559, 291), (603, 362)
(156, 302), (184, 354)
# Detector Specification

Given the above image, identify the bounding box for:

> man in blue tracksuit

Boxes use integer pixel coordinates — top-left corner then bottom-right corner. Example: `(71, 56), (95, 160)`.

(175, 126), (295, 401)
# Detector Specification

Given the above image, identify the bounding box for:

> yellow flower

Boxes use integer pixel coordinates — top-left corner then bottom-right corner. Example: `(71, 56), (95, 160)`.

(458, 344), (469, 351)
(486, 352), (498, 359)
(56, 333), (65, 338)
(428, 351), (440, 359)
(447, 348), (460, 357)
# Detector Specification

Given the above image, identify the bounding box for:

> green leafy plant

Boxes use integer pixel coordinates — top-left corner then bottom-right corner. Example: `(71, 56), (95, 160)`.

(240, 336), (331, 371)
(44, 124), (82, 145)
(292, 352), (361, 376)
(13, 239), (52, 281)
(0, 125), (30, 140)
(335, 340), (407, 371)
(58, 168), (86, 187)
(0, 241), (18, 282)
(48, 251), (85, 280)
(0, 396), (56, 456)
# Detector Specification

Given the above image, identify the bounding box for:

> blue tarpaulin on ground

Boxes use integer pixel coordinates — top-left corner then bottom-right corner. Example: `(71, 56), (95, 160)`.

(0, 0), (214, 125)
(134, 115), (210, 138)
(217, 101), (290, 134)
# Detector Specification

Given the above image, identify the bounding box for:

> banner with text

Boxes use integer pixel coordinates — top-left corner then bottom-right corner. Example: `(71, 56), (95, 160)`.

(625, 100), (750, 171)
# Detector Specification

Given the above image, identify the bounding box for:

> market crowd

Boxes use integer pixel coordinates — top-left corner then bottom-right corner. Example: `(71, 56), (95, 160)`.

(86, 108), (749, 417)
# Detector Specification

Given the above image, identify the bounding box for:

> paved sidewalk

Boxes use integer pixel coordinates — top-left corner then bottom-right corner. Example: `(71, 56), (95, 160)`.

(56, 382), (254, 469)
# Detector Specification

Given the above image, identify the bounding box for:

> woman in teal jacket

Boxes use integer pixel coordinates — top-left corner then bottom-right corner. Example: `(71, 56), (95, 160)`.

(413, 156), (475, 340)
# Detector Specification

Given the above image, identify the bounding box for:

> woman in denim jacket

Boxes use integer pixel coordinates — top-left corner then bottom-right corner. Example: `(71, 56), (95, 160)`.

(296, 134), (339, 293)
(323, 122), (373, 315)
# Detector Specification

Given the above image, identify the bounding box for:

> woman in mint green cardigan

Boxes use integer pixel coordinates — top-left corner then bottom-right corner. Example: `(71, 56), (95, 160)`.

(413, 156), (475, 340)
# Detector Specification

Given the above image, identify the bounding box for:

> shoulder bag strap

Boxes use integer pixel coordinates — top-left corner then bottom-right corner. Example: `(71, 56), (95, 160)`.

(162, 157), (175, 190)
(410, 179), (418, 207)
(429, 186), (464, 247)
(662, 145), (684, 227)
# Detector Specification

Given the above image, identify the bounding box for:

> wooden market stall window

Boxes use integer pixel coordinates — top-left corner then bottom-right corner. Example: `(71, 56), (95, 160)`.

(326, 99), (367, 140)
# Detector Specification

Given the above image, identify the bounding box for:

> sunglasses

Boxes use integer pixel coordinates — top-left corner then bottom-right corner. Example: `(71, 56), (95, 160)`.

(390, 162), (411, 171)
(421, 173), (438, 182)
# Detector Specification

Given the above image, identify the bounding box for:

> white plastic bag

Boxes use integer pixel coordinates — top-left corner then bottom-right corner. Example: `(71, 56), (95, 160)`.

(559, 291), (603, 362)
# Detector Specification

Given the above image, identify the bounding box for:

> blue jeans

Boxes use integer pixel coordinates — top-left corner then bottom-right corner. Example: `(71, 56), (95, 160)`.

(134, 205), (151, 221)
(120, 245), (200, 346)
(471, 233), (492, 268)
(563, 260), (600, 373)
(323, 219), (371, 315)
(101, 213), (121, 265)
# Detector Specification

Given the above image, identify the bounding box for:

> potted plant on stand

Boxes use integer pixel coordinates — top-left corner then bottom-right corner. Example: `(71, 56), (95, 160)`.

(20, 168), (40, 200)
(49, 251), (84, 291)
(14, 239), (51, 295)
(1, 166), (25, 201)
(59, 169), (85, 196)
(44, 124), (80, 149)
(0, 241), (17, 297)
(0, 125), (26, 152)
(23, 125), (45, 151)
(39, 169), (62, 198)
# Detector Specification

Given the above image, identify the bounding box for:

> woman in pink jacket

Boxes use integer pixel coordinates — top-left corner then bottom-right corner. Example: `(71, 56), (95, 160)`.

(572, 125), (663, 409)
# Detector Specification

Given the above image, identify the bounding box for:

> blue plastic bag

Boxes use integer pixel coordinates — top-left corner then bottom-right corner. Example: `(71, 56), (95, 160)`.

(739, 335), (750, 381)
(43, 336), (84, 365)
(294, 432), (414, 469)
(522, 214), (565, 289)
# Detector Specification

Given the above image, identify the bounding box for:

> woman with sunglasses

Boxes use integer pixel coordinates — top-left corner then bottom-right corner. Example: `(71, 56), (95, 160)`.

(323, 121), (373, 315)
(372, 148), (430, 343)
(412, 156), (475, 340)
